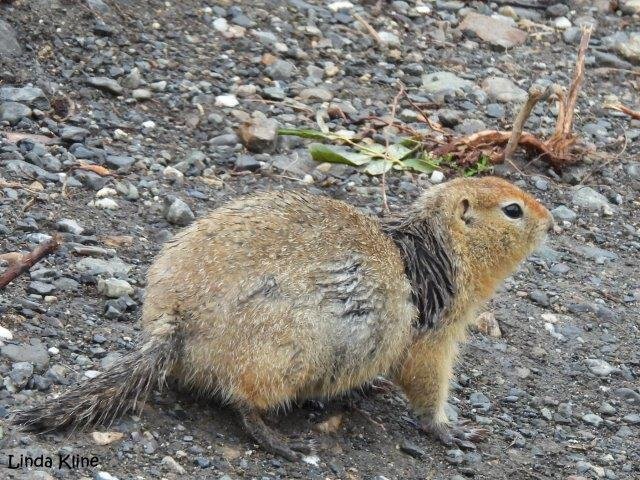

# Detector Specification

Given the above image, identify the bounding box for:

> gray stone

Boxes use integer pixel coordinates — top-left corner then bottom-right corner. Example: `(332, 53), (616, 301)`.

(299, 87), (333, 102)
(0, 102), (31, 125)
(586, 358), (617, 376)
(459, 12), (527, 49)
(399, 440), (425, 458)
(482, 77), (527, 103)
(1, 343), (50, 369)
(209, 133), (239, 146)
(0, 19), (21, 55)
(165, 198), (195, 226)
(0, 86), (49, 109)
(547, 3), (569, 17)
(469, 391), (491, 411)
(30, 268), (58, 282)
(623, 414), (640, 424)
(621, 0), (640, 14)
(262, 86), (286, 101)
(86, 77), (123, 95)
(5, 159), (60, 182)
(235, 155), (261, 172)
(422, 71), (473, 94)
(572, 187), (611, 212)
(61, 126), (90, 142)
(56, 219), (85, 235)
(27, 281), (56, 295)
(628, 162), (640, 179)
(617, 33), (640, 64)
(9, 362), (34, 390)
(438, 109), (462, 127)
(97, 278), (134, 298)
(529, 289), (550, 307)
(582, 413), (603, 427)
(105, 155), (135, 169)
(266, 59), (297, 80)
(75, 257), (132, 276)
(614, 388), (640, 404)
(53, 277), (80, 291)
(100, 352), (123, 370)
(575, 245), (618, 262)
(485, 103), (505, 118)
(552, 205), (577, 221)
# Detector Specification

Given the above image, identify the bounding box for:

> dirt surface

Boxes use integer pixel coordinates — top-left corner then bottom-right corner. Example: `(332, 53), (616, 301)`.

(0, 0), (639, 479)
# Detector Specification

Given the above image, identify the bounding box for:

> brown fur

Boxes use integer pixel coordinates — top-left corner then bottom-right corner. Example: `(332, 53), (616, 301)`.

(12, 177), (552, 455)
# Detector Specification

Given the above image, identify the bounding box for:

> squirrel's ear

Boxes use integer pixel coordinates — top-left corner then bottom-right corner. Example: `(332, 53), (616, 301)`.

(457, 198), (471, 224)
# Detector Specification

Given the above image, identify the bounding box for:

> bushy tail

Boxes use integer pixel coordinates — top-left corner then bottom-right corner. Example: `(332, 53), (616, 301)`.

(12, 334), (179, 432)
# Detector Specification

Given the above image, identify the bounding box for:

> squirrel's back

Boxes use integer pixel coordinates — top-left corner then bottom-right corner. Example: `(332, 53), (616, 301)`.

(143, 190), (415, 407)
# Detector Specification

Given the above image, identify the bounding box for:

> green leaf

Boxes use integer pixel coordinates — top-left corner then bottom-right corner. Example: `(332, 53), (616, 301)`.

(309, 143), (371, 166)
(277, 128), (333, 141)
(401, 157), (436, 173)
(385, 144), (413, 162)
(363, 159), (393, 175)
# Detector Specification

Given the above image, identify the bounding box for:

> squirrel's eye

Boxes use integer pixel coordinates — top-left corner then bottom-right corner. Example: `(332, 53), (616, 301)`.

(502, 203), (523, 219)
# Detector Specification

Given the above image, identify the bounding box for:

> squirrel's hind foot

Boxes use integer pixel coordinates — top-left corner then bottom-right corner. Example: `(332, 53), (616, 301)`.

(235, 406), (312, 461)
(421, 419), (489, 450)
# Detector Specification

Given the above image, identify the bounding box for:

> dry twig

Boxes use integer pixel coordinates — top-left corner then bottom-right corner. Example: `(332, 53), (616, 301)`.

(353, 13), (382, 45)
(0, 236), (61, 290)
(604, 102), (640, 120)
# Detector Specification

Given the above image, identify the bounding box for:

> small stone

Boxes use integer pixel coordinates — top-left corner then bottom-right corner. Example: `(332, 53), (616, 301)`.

(9, 361), (34, 390)
(446, 448), (464, 465)
(0, 86), (48, 108)
(0, 326), (13, 340)
(430, 171), (445, 184)
(1, 343), (49, 369)
(621, 0), (640, 14)
(0, 102), (31, 125)
(399, 440), (425, 458)
(86, 77), (123, 95)
(266, 59), (297, 80)
(132, 89), (152, 101)
(459, 12), (527, 49)
(121, 67), (142, 89)
(235, 155), (261, 172)
(61, 126), (90, 142)
(0, 19), (21, 55)
(97, 278), (134, 298)
(547, 3), (570, 17)
(485, 103), (505, 118)
(165, 198), (195, 226)
(92, 431), (124, 445)
(212, 18), (229, 32)
(572, 187), (611, 212)
(94, 472), (118, 480)
(214, 94), (239, 107)
(552, 205), (577, 221)
(422, 71), (473, 94)
(623, 413), (640, 424)
(28, 281), (56, 295)
(482, 77), (527, 103)
(586, 359), (616, 376)
(161, 456), (186, 475)
(94, 198), (119, 210)
(378, 31), (401, 48)
(238, 116), (278, 153)
(529, 289), (550, 307)
(554, 17), (572, 29)
(473, 311), (502, 338)
(582, 413), (603, 427)
(299, 87), (333, 102)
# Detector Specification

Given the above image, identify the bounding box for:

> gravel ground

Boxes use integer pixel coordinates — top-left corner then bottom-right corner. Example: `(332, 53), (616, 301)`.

(0, 0), (639, 479)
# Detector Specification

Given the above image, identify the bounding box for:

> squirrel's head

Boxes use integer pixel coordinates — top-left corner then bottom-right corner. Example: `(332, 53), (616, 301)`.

(415, 176), (553, 300)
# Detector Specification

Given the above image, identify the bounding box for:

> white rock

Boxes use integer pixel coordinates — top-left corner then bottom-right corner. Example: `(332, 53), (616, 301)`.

(554, 17), (572, 29)
(163, 166), (184, 183)
(215, 94), (239, 108)
(92, 431), (124, 445)
(212, 18), (229, 32)
(97, 278), (134, 298)
(586, 358), (617, 376)
(85, 370), (101, 379)
(328, 1), (353, 11)
(113, 129), (129, 141)
(430, 171), (445, 184)
(378, 31), (401, 48)
(302, 455), (321, 466)
(302, 174), (314, 185)
(48, 346), (59, 355)
(96, 187), (117, 198)
(0, 325), (13, 340)
(142, 120), (156, 129)
(161, 456), (186, 475)
(94, 198), (119, 210)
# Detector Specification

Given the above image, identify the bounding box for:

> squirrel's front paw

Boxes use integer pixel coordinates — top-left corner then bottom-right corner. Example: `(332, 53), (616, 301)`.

(420, 419), (489, 450)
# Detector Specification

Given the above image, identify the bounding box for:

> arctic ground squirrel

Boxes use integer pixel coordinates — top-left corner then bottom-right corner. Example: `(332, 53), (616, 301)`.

(13, 176), (553, 460)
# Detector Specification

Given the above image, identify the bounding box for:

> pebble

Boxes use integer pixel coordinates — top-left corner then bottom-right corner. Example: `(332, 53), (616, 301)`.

(459, 12), (527, 49)
(0, 101), (32, 124)
(94, 198), (119, 210)
(582, 413), (603, 427)
(214, 94), (239, 107)
(422, 71), (473, 94)
(554, 17), (572, 29)
(161, 456), (186, 474)
(482, 77), (527, 103)
(399, 440), (425, 458)
(132, 88), (152, 101)
(1, 342), (50, 369)
(165, 198), (195, 226)
(238, 115), (278, 153)
(86, 77), (123, 95)
(0, 19), (21, 55)
(92, 431), (124, 445)
(552, 205), (577, 221)
(0, 325), (13, 340)
(97, 278), (134, 298)
(430, 171), (445, 184)
(572, 187), (612, 212)
(585, 359), (617, 376)
(61, 126), (90, 142)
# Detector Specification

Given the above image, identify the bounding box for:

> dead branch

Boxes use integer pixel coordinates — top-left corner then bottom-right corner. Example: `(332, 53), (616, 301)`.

(0, 236), (61, 290)
(504, 84), (555, 162)
(604, 102), (640, 120)
(353, 13), (382, 46)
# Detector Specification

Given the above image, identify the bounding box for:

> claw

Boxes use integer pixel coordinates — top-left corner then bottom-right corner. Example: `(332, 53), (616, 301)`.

(420, 420), (490, 450)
